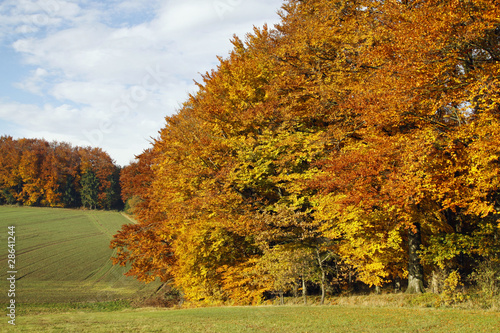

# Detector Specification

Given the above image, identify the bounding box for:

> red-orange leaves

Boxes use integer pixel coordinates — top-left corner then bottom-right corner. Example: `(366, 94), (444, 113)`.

(110, 0), (500, 302)
(0, 137), (121, 209)
(111, 222), (173, 283)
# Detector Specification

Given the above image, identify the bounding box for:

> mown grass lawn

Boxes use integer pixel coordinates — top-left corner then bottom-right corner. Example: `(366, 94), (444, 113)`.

(3, 305), (500, 333)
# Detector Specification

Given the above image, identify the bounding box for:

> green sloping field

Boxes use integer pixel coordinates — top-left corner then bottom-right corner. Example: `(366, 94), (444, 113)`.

(0, 206), (161, 304)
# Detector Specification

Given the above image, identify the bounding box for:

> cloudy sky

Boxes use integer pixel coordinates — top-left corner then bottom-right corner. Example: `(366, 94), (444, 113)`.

(0, 0), (284, 166)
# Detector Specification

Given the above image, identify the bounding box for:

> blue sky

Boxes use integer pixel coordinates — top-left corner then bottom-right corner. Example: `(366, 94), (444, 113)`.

(0, 0), (284, 165)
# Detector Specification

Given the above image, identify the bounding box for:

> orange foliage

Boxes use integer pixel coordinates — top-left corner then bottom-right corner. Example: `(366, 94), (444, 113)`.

(0, 136), (121, 209)
(111, 0), (500, 303)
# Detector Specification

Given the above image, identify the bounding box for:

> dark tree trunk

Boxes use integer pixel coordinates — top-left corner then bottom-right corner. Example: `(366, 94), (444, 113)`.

(394, 277), (401, 293)
(406, 222), (424, 293)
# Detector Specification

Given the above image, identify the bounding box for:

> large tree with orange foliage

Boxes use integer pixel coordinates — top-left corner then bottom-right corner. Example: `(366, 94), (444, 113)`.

(111, 0), (500, 304)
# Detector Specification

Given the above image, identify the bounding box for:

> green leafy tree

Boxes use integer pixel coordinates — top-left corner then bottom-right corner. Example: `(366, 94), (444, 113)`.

(81, 170), (99, 210)
(105, 167), (123, 210)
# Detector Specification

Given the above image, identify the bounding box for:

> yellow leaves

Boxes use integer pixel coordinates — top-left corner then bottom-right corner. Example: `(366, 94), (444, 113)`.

(113, 0), (500, 302)
(168, 219), (260, 304)
(315, 193), (361, 238)
(250, 245), (318, 296)
(218, 259), (269, 305)
(313, 193), (405, 286)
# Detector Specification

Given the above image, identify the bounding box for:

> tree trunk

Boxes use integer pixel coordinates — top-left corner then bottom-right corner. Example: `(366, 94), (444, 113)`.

(302, 277), (307, 305)
(406, 222), (424, 294)
(293, 282), (298, 298)
(316, 248), (326, 305)
(279, 291), (284, 305)
(320, 275), (326, 305)
(394, 277), (401, 293)
(430, 270), (440, 294)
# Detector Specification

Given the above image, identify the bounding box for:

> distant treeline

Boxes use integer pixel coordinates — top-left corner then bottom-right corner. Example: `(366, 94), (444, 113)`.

(0, 136), (122, 210)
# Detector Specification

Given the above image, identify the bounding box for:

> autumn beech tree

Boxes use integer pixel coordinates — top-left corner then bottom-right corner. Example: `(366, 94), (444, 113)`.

(359, 0), (500, 292)
(111, 0), (500, 303)
(112, 0), (374, 302)
(267, 0), (411, 289)
(310, 0), (500, 293)
(119, 149), (155, 212)
(149, 35), (280, 301)
(112, 26), (285, 304)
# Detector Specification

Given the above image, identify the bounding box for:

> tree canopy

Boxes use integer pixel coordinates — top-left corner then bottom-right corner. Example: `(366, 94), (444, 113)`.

(112, 0), (500, 304)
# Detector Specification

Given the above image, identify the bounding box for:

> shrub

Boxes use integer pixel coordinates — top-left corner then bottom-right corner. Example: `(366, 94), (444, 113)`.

(441, 270), (466, 306)
(469, 259), (500, 298)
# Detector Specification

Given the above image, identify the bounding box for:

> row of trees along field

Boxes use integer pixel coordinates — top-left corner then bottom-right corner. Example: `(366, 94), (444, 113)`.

(0, 136), (122, 210)
(109, 0), (500, 305)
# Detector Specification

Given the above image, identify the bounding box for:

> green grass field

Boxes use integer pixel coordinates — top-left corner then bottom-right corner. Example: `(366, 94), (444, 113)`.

(3, 305), (500, 332)
(1, 206), (500, 332)
(0, 206), (161, 304)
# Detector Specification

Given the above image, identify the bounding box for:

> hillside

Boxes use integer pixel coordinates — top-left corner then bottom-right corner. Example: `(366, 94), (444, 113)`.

(0, 206), (161, 304)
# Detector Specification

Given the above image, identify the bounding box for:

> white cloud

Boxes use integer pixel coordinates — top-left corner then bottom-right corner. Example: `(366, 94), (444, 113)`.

(50, 81), (125, 105)
(154, 1), (216, 33)
(0, 0), (83, 42)
(13, 67), (48, 94)
(0, 0), (284, 165)
(0, 101), (96, 133)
